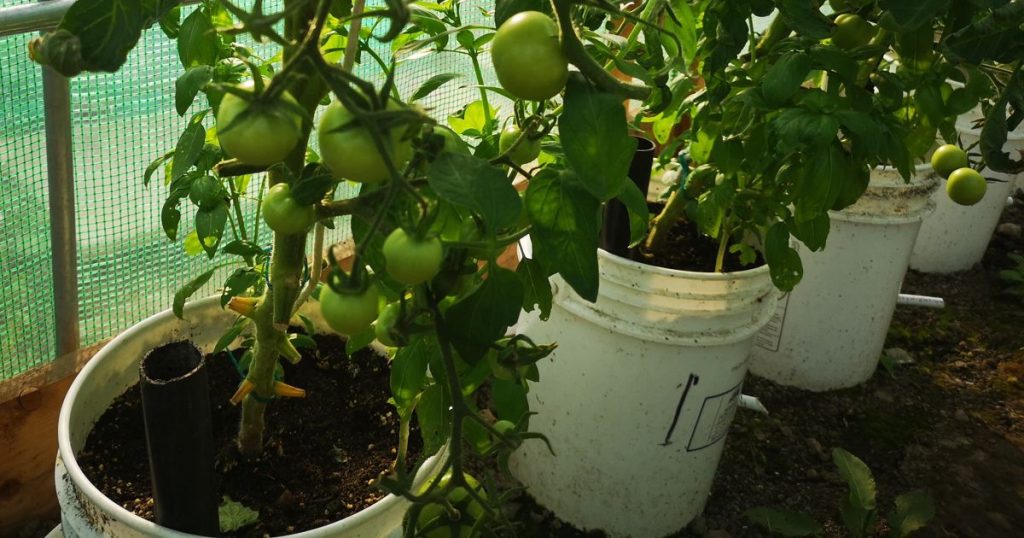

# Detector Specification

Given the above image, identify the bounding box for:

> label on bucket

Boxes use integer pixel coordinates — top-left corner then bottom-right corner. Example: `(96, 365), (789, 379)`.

(755, 292), (790, 352)
(686, 382), (743, 452)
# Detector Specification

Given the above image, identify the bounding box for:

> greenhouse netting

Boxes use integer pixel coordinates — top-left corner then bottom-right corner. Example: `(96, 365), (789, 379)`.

(0, 0), (498, 380)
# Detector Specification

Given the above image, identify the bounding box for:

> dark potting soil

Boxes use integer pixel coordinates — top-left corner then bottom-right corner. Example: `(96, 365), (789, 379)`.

(77, 333), (422, 537)
(633, 202), (762, 274)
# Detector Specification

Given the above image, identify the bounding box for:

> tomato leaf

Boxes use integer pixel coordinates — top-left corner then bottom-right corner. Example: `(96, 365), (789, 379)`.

(415, 383), (450, 457)
(772, 108), (840, 149)
(445, 267), (524, 363)
(762, 52), (812, 106)
(491, 378), (529, 424)
(410, 73), (461, 101)
(391, 336), (435, 406)
(516, 257), (552, 321)
(144, 150), (175, 187)
(559, 76), (636, 202)
(174, 268), (217, 319)
(525, 169), (601, 302)
(213, 317), (250, 355)
(879, 0), (949, 31)
(178, 8), (218, 68)
(794, 143), (846, 221)
(427, 153), (522, 233)
(764, 223), (804, 291)
(175, 66), (213, 116)
(615, 180), (650, 248)
(220, 268), (261, 307)
(777, 0), (832, 40)
(291, 163), (336, 206)
(195, 203), (228, 258)
(222, 240), (264, 257)
(789, 214), (830, 252)
(171, 121), (207, 180)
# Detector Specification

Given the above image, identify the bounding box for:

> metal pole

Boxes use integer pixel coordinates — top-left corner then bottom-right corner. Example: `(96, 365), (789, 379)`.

(42, 56), (80, 357)
(0, 0), (73, 37)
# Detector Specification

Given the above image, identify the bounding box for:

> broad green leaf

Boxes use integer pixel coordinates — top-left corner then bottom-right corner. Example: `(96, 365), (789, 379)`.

(795, 144), (846, 221)
(178, 9), (218, 68)
(174, 268), (216, 319)
(789, 214), (830, 252)
(764, 223), (804, 291)
(220, 268), (260, 307)
(346, 326), (376, 355)
(415, 383), (450, 456)
(833, 448), (877, 511)
(560, 77), (636, 202)
(889, 490), (936, 538)
(195, 203), (228, 258)
(835, 111), (882, 159)
(144, 150), (174, 187)
(182, 230), (203, 256)
(30, 0), (181, 76)
(171, 121), (206, 180)
(879, 0), (949, 31)
(448, 100), (491, 136)
(290, 164), (336, 206)
(445, 267), (524, 362)
(777, 0), (832, 39)
(213, 317), (250, 355)
(391, 336), (434, 406)
(832, 161), (870, 210)
(222, 240), (264, 257)
(427, 153), (522, 233)
(492, 378), (529, 424)
(773, 108), (839, 149)
(744, 507), (823, 537)
(763, 53), (813, 106)
(175, 66), (213, 116)
(616, 180), (650, 248)
(517, 257), (553, 320)
(525, 170), (601, 302)
(411, 73), (461, 101)
(218, 496), (259, 533)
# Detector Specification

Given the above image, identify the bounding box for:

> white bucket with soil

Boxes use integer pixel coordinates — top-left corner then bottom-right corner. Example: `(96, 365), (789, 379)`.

(510, 249), (778, 538)
(749, 164), (938, 392)
(909, 125), (1024, 273)
(56, 296), (446, 538)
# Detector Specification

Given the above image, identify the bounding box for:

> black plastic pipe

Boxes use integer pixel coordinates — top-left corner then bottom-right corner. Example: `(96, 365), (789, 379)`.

(600, 136), (656, 257)
(139, 341), (219, 536)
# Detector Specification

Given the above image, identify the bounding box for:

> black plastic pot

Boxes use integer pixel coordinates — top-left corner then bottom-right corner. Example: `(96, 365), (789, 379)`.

(139, 341), (219, 536)
(600, 137), (656, 257)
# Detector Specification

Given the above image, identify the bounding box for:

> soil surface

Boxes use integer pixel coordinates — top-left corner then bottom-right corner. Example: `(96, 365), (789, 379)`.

(502, 194), (1024, 537)
(77, 334), (421, 537)
(634, 202), (763, 273)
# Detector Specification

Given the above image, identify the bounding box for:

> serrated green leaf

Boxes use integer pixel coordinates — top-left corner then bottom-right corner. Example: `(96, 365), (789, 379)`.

(427, 152), (522, 233)
(560, 77), (636, 202)
(763, 52), (813, 106)
(446, 267), (524, 362)
(218, 495), (259, 533)
(391, 336), (435, 406)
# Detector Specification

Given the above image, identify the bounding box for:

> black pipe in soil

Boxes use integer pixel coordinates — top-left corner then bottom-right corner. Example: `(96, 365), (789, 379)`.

(139, 341), (219, 536)
(600, 136), (656, 257)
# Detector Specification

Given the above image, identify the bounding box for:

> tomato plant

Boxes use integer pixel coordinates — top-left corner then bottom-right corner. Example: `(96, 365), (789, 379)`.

(490, 11), (569, 101)
(261, 183), (316, 235)
(382, 228), (444, 286)
(216, 80), (302, 166)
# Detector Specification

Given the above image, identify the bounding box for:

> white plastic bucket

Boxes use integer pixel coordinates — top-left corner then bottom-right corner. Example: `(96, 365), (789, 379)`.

(909, 125), (1024, 273)
(510, 249), (778, 538)
(56, 296), (446, 538)
(749, 165), (938, 392)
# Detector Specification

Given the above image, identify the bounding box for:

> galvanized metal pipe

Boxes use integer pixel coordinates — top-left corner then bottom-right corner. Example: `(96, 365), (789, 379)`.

(42, 60), (80, 357)
(0, 0), (73, 37)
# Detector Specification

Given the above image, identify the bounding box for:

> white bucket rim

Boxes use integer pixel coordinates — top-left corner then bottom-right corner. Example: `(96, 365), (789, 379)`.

(57, 296), (445, 538)
(597, 247), (770, 281)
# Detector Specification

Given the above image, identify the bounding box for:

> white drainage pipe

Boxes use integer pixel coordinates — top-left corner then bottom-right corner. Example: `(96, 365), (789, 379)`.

(896, 293), (945, 309)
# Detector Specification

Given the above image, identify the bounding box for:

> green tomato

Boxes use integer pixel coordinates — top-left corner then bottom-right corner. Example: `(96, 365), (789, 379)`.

(498, 125), (541, 165)
(416, 473), (487, 538)
(318, 99), (412, 183)
(435, 126), (472, 155)
(374, 302), (402, 347)
(946, 168), (987, 206)
(931, 144), (969, 179)
(189, 175), (224, 209)
(490, 11), (569, 101)
(261, 183), (316, 235)
(382, 229), (444, 286)
(832, 14), (874, 50)
(488, 353), (517, 381)
(216, 80), (302, 166)
(493, 420), (516, 435)
(319, 282), (380, 336)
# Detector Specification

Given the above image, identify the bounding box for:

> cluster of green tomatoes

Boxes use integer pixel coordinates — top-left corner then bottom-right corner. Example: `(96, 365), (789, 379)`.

(931, 144), (987, 206)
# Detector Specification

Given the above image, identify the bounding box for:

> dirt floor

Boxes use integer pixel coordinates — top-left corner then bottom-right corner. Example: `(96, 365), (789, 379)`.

(505, 194), (1024, 538)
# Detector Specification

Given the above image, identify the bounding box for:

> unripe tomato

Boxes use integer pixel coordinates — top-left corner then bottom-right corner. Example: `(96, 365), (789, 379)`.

(946, 168), (987, 206)
(374, 302), (402, 347)
(832, 14), (874, 50)
(498, 125), (541, 165)
(435, 125), (472, 155)
(382, 229), (444, 286)
(490, 11), (569, 101)
(930, 144), (969, 179)
(416, 473), (487, 538)
(216, 80), (302, 166)
(318, 99), (413, 183)
(261, 183), (316, 235)
(320, 282), (380, 335)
